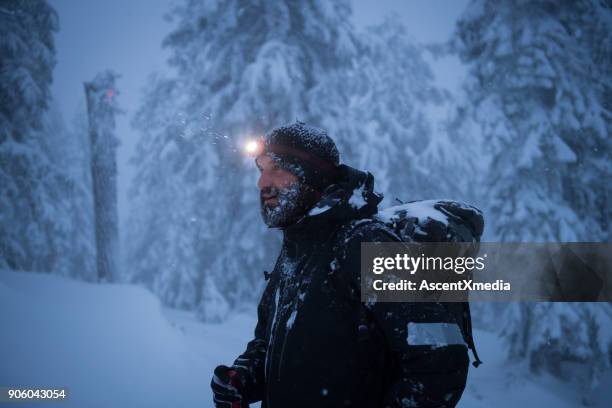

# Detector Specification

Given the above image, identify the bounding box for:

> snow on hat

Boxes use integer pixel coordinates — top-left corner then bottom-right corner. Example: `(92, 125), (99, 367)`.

(261, 121), (340, 191)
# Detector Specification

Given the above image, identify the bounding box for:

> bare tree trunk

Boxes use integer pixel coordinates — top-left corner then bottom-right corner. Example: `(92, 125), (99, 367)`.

(84, 71), (120, 282)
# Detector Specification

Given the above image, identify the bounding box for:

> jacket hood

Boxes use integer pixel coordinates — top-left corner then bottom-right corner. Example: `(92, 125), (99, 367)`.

(283, 164), (383, 241)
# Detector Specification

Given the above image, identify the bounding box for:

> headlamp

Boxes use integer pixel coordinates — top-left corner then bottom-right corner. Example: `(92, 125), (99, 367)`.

(243, 137), (264, 157)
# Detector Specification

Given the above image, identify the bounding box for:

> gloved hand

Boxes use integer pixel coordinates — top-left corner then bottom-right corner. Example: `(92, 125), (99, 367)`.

(211, 365), (248, 408)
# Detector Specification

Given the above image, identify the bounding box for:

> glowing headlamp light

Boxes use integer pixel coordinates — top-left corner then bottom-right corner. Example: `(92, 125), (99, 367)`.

(243, 137), (264, 157)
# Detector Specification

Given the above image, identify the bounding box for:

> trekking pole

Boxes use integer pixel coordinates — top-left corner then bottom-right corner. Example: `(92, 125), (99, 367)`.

(227, 371), (249, 408)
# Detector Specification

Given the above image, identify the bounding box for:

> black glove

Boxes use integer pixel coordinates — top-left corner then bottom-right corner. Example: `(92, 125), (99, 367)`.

(211, 365), (248, 408)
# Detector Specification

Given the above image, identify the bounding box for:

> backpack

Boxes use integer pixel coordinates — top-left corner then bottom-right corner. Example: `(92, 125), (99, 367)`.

(378, 199), (484, 366)
(334, 199), (484, 367)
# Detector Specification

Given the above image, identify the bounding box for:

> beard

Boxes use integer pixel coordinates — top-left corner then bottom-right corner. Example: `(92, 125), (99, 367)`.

(260, 182), (319, 228)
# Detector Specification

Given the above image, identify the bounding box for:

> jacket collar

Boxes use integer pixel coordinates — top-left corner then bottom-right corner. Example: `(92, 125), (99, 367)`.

(282, 164), (383, 246)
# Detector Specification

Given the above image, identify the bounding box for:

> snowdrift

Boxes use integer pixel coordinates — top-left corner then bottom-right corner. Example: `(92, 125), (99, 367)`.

(0, 270), (248, 408)
(1, 270), (608, 407)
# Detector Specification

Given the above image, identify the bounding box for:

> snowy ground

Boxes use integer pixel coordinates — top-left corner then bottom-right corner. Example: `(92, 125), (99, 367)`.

(1, 271), (609, 407)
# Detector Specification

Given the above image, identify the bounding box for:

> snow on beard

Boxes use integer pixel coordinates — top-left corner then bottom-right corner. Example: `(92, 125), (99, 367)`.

(260, 181), (318, 228)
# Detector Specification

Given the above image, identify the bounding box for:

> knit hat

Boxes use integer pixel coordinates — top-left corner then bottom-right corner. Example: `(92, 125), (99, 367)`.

(259, 121), (340, 191)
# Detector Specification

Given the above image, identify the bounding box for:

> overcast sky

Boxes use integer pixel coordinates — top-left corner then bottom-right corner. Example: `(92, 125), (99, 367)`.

(50, 0), (469, 226)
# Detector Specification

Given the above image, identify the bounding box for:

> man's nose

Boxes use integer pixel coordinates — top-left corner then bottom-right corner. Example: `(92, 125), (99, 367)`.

(257, 172), (272, 191)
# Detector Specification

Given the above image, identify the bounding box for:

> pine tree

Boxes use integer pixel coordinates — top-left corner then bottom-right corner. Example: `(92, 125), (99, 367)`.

(306, 14), (481, 215)
(127, 75), (190, 294)
(0, 0), (61, 272)
(62, 104), (96, 281)
(455, 0), (610, 242)
(455, 0), (612, 397)
(0, 1), (96, 279)
(311, 17), (424, 199)
(38, 102), (95, 279)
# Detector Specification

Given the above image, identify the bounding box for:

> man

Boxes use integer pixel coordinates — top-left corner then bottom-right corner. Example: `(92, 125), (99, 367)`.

(211, 122), (471, 407)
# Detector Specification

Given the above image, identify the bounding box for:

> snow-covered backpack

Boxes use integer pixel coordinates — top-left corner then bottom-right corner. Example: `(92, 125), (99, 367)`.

(334, 199), (484, 367)
(375, 199), (484, 246)
(375, 199), (484, 366)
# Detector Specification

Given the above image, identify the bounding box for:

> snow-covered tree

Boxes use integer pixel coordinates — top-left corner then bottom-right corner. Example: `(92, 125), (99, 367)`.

(85, 71), (121, 282)
(305, 14), (482, 213)
(310, 16), (434, 200)
(0, 0), (61, 272)
(455, 0), (610, 242)
(454, 0), (612, 398)
(0, 1), (96, 279)
(62, 104), (96, 280)
(38, 102), (95, 279)
(126, 75), (188, 290)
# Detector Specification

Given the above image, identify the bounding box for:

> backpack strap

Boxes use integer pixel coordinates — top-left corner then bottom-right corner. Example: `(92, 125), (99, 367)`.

(464, 303), (483, 367)
(330, 218), (400, 294)
(329, 218), (399, 323)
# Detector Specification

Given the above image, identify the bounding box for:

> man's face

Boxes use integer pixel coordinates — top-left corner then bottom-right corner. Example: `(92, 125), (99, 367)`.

(256, 155), (299, 206)
(256, 154), (318, 228)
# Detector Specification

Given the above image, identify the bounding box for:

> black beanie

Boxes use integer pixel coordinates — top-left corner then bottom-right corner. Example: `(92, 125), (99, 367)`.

(261, 121), (340, 192)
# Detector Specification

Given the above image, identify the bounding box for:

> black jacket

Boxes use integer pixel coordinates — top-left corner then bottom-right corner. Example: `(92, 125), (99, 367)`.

(232, 165), (470, 407)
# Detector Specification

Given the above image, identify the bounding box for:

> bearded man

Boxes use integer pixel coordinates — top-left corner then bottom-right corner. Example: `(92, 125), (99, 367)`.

(211, 122), (472, 408)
